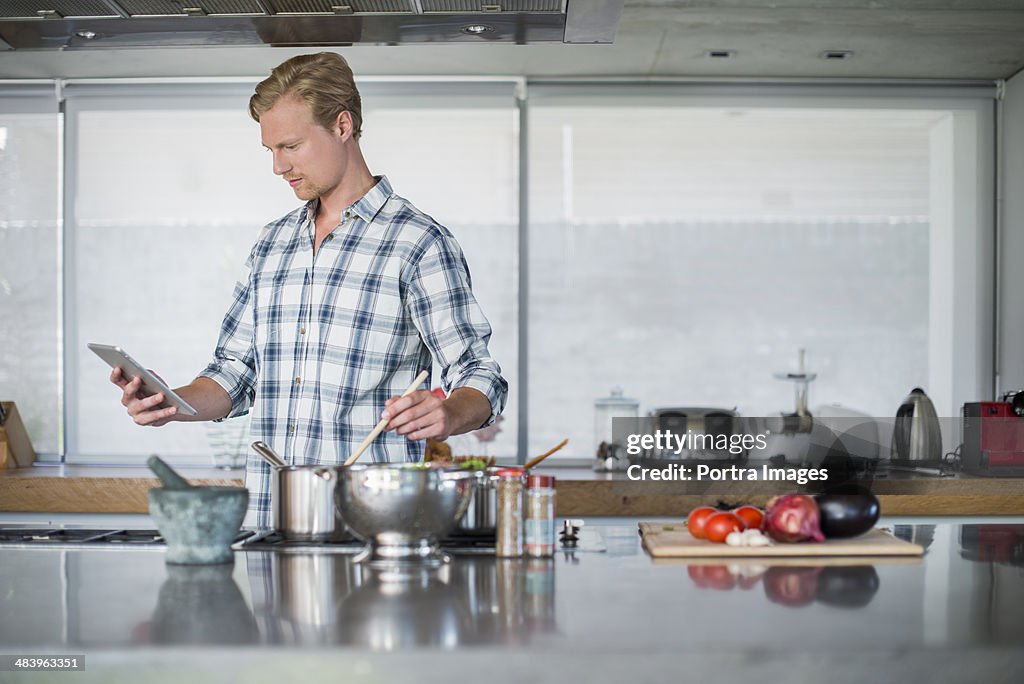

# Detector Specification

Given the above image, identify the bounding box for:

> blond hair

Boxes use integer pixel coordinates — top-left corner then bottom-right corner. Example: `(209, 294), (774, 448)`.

(249, 52), (363, 139)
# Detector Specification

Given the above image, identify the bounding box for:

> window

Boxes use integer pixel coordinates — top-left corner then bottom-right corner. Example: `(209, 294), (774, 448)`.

(527, 85), (993, 459)
(0, 89), (61, 457)
(67, 89), (293, 460)
(63, 81), (520, 463)
(0, 80), (994, 465)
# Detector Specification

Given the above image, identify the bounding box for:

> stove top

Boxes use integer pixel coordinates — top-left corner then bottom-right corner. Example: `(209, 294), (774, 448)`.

(237, 530), (496, 555)
(0, 527), (496, 555)
(0, 528), (253, 550)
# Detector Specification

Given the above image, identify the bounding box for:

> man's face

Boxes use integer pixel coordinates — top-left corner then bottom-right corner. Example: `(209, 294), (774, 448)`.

(260, 92), (348, 202)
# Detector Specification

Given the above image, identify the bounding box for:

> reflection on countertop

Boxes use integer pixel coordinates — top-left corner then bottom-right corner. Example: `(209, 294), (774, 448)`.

(1, 522), (1024, 659)
(257, 554), (556, 648)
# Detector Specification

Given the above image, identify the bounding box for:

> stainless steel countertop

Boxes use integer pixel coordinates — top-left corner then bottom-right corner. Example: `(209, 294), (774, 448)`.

(0, 519), (1022, 683)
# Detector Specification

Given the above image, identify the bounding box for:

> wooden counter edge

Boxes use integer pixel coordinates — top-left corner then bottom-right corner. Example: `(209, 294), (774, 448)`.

(2, 472), (1023, 516)
(0, 475), (243, 514)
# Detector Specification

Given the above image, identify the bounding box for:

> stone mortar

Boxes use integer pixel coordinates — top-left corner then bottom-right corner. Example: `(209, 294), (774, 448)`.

(148, 487), (248, 565)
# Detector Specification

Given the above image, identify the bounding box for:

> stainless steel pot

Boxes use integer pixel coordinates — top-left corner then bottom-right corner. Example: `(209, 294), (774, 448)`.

(273, 465), (351, 541)
(252, 441), (352, 542)
(457, 467), (501, 534)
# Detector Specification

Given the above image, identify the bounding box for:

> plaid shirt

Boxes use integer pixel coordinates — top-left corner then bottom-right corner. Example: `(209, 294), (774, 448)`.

(200, 176), (508, 528)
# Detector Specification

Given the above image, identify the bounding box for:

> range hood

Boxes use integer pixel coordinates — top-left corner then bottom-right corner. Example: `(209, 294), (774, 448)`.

(0, 0), (623, 50)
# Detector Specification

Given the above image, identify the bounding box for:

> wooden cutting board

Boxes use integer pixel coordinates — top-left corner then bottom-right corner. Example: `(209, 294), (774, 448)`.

(639, 522), (925, 558)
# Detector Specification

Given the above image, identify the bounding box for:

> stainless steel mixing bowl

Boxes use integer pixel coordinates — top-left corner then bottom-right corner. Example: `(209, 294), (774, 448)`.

(335, 464), (479, 564)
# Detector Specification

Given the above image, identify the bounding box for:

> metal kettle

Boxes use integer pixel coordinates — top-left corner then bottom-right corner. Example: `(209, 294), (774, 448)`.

(891, 387), (942, 462)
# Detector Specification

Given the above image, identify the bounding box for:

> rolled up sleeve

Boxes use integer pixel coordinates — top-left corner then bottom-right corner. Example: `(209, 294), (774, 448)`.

(405, 230), (508, 427)
(198, 251), (258, 420)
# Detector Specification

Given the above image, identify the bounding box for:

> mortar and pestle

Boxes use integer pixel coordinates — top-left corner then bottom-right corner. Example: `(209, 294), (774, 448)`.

(147, 456), (248, 565)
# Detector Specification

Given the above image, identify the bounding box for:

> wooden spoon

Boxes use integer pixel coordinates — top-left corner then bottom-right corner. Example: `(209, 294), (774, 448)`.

(524, 438), (568, 469)
(344, 370), (430, 466)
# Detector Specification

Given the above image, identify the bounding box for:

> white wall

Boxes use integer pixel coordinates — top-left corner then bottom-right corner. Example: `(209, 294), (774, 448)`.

(999, 70), (1024, 393)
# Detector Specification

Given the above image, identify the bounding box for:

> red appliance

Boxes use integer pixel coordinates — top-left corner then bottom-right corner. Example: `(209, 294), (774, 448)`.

(962, 396), (1024, 476)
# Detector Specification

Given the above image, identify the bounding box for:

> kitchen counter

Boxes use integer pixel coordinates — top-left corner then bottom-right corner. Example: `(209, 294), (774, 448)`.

(0, 519), (1022, 683)
(3, 463), (1024, 516)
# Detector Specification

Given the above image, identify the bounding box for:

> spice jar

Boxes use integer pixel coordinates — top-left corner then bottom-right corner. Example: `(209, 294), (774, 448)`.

(525, 475), (556, 557)
(496, 468), (525, 557)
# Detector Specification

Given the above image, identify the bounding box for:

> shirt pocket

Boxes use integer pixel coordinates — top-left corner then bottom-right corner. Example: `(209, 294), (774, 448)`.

(252, 268), (307, 352)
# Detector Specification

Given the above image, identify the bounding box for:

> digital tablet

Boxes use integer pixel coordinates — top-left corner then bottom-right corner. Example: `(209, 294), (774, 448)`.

(87, 343), (199, 417)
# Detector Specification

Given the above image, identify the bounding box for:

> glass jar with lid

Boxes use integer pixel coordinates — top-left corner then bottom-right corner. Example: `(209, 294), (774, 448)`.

(524, 475), (556, 557)
(496, 468), (525, 557)
(593, 386), (639, 470)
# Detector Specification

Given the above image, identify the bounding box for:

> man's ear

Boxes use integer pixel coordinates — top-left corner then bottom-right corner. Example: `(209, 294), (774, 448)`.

(335, 110), (354, 141)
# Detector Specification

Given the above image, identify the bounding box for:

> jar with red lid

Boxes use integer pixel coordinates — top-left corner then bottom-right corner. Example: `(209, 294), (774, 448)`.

(525, 474), (556, 557)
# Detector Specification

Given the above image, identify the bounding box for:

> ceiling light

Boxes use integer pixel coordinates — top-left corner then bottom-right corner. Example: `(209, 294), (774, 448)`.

(705, 49), (736, 59)
(461, 24), (496, 35)
(820, 50), (853, 60)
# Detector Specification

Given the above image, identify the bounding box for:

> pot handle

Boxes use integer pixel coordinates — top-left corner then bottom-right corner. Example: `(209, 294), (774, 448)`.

(251, 441), (286, 469)
(315, 468), (334, 481)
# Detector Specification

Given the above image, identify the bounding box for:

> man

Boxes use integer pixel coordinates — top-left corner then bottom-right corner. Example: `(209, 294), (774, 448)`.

(111, 52), (508, 527)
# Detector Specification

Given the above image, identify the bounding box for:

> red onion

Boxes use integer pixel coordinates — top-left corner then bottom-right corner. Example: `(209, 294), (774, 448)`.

(763, 494), (825, 543)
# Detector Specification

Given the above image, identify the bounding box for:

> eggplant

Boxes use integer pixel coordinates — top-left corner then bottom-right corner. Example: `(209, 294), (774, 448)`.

(814, 489), (880, 539)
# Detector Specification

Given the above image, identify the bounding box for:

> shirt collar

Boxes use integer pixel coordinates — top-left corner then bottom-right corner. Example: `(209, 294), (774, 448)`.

(304, 175), (393, 226)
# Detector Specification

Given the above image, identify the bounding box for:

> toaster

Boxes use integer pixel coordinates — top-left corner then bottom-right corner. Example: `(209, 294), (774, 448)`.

(963, 395), (1024, 476)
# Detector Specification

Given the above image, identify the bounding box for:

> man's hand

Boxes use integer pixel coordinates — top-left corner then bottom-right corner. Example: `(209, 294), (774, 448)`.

(381, 389), (452, 441)
(382, 385), (492, 441)
(110, 370), (233, 425)
(110, 366), (178, 427)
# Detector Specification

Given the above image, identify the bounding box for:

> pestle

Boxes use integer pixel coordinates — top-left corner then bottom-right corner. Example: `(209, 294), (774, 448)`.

(148, 455), (194, 490)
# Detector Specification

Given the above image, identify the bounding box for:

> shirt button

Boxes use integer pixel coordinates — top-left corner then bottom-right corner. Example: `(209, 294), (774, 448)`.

(289, 424), (296, 433)
(325, 234), (334, 242)
(299, 326), (306, 335)
(344, 211), (352, 219)
(295, 377), (301, 385)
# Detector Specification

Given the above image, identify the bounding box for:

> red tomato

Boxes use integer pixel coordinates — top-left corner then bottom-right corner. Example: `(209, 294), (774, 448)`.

(705, 512), (745, 543)
(733, 505), (764, 531)
(686, 506), (718, 540)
